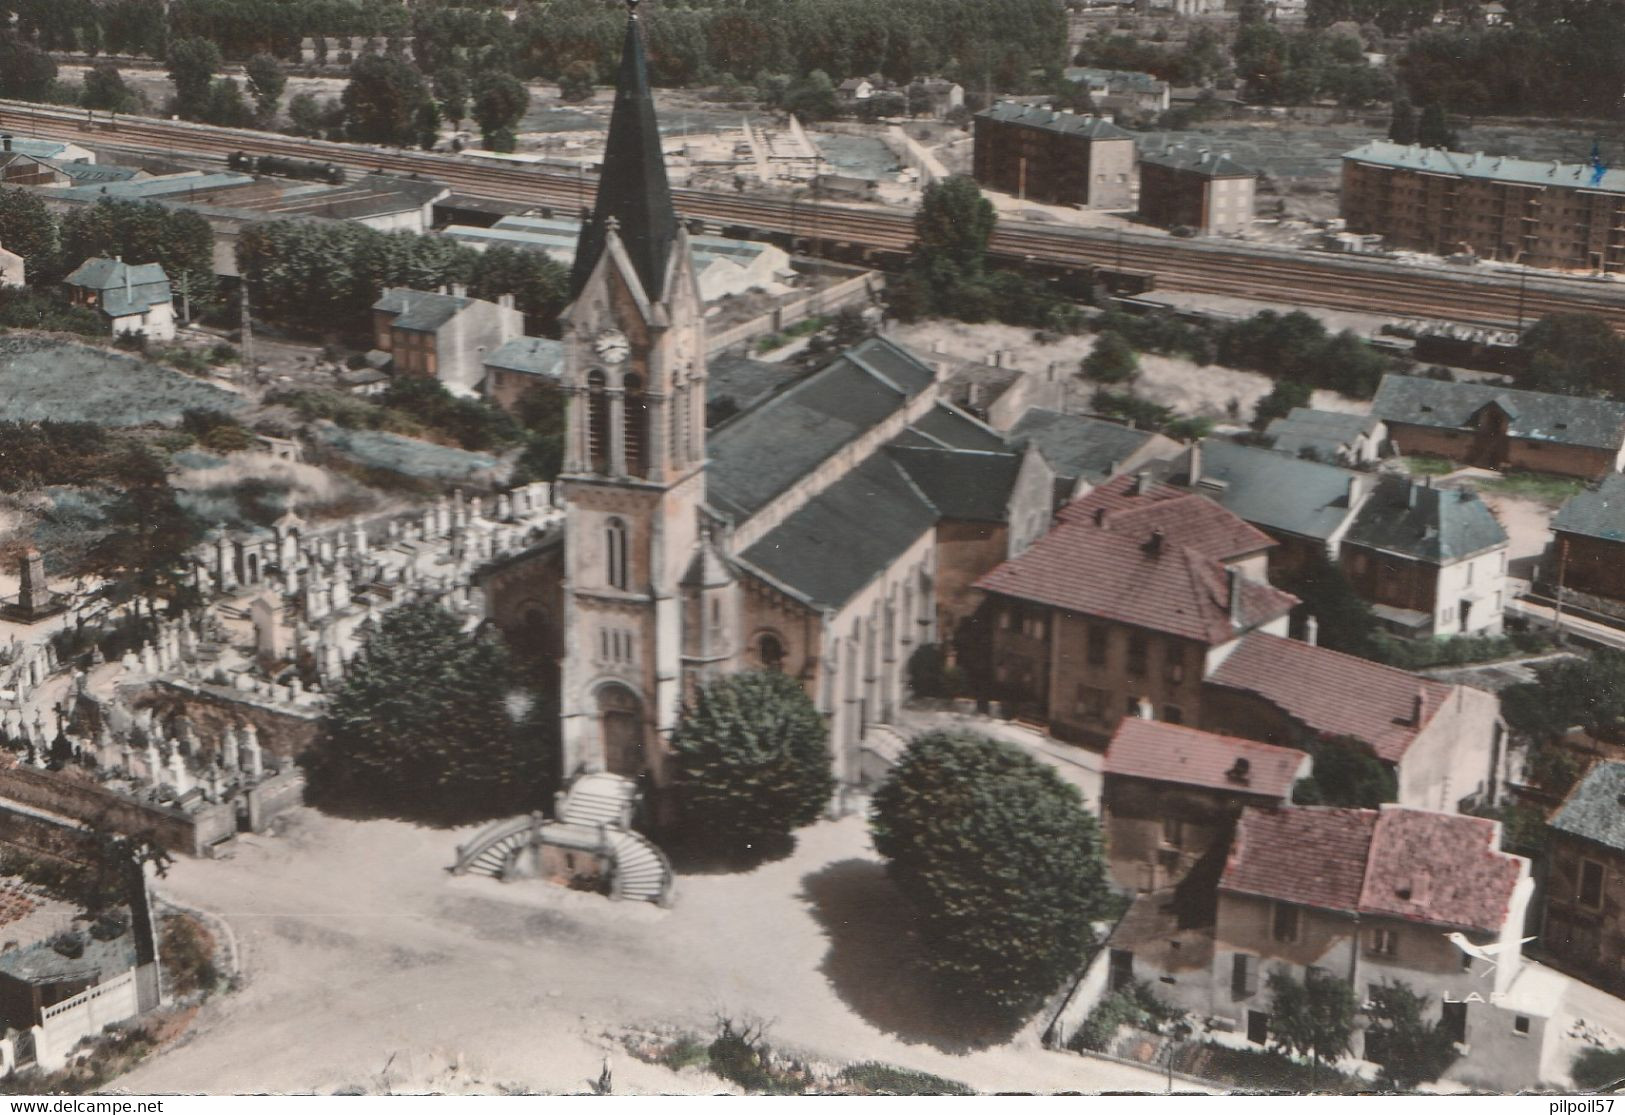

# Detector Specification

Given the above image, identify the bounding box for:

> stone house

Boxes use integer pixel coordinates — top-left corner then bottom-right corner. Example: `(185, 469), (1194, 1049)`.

(371, 286), (524, 396)
(1340, 476), (1509, 638)
(972, 103), (1137, 209)
(1542, 760), (1625, 996)
(1202, 632), (1505, 813)
(484, 335), (565, 415)
(973, 473), (1297, 744)
(1138, 146), (1258, 236)
(1102, 717), (1310, 894)
(62, 257), (175, 341)
(1062, 67), (1172, 117)
(1263, 407), (1387, 466)
(1369, 374), (1625, 480)
(1549, 473), (1625, 604)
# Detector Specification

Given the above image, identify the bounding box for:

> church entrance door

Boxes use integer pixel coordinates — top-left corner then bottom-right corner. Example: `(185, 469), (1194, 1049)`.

(597, 683), (645, 776)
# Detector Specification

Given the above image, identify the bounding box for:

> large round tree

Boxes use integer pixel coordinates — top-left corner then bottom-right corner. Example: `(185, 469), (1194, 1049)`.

(303, 602), (548, 821)
(870, 730), (1111, 1012)
(670, 670), (833, 859)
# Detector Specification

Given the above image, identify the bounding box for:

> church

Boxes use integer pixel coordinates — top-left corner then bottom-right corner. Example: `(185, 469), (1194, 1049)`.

(481, 1), (1053, 807)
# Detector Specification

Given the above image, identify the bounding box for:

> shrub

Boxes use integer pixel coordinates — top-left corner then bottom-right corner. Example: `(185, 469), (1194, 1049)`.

(840, 1063), (974, 1095)
(159, 913), (219, 997)
(1573, 1047), (1625, 1091)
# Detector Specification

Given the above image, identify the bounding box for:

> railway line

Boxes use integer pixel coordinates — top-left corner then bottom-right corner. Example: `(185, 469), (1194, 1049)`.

(8, 99), (1625, 331)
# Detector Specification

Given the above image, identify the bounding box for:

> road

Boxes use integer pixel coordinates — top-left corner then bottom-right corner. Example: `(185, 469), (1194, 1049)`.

(111, 808), (1185, 1096)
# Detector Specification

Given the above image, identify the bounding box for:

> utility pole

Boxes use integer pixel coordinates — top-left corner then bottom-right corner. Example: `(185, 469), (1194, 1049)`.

(179, 271), (191, 325)
(239, 281), (254, 381)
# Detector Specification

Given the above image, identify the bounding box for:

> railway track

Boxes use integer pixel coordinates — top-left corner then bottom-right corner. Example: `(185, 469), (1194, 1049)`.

(8, 99), (1625, 331)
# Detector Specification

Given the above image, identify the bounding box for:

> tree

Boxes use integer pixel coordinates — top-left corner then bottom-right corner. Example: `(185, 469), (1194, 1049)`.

(915, 176), (997, 275)
(1082, 331), (1139, 383)
(1364, 981), (1461, 1091)
(61, 199), (218, 311)
(202, 77), (255, 127)
(342, 53), (433, 147)
(1520, 312), (1625, 397)
(1266, 967), (1358, 1087)
(433, 66), (470, 128)
(670, 670), (833, 859)
(302, 602), (544, 820)
(782, 69), (839, 121)
(468, 245), (569, 336)
(414, 98), (442, 150)
(472, 70), (529, 150)
(1416, 103), (1456, 149)
(1254, 378), (1312, 426)
(870, 730), (1111, 1012)
(0, 33), (58, 100)
(166, 36), (221, 120)
(1280, 552), (1379, 659)
(85, 446), (202, 607)
(1501, 650), (1625, 743)
(1388, 92), (1418, 144)
(0, 187), (61, 285)
(286, 92), (325, 137)
(1292, 736), (1398, 807)
(81, 62), (139, 113)
(559, 59), (595, 103)
(245, 53), (286, 121)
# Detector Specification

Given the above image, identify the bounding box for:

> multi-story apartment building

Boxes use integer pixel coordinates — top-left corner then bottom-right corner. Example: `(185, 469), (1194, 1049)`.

(972, 103), (1137, 209)
(1341, 140), (1625, 272)
(1139, 146), (1257, 235)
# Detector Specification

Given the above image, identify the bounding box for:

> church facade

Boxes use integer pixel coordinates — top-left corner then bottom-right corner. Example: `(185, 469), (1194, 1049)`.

(483, 2), (1051, 806)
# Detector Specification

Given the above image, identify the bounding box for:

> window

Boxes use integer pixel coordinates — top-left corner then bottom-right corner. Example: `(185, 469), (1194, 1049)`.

(586, 370), (610, 472)
(1580, 858), (1606, 909)
(1164, 651), (1185, 685)
(1368, 928), (1398, 957)
(1232, 953), (1259, 997)
(1126, 694), (1145, 717)
(1074, 685), (1106, 721)
(1272, 902), (1300, 943)
(623, 372), (647, 477)
(1441, 1000), (1467, 1045)
(1162, 704), (1184, 725)
(1086, 625), (1108, 667)
(758, 632), (785, 672)
(1513, 1015), (1531, 1036)
(1161, 816), (1183, 849)
(606, 517), (629, 590)
(1127, 632), (1148, 677)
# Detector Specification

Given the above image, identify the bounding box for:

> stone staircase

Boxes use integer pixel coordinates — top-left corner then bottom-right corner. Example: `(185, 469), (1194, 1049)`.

(605, 828), (671, 904)
(858, 723), (910, 785)
(557, 771), (638, 828)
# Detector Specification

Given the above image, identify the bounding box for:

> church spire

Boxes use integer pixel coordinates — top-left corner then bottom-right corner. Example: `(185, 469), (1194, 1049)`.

(569, 0), (678, 302)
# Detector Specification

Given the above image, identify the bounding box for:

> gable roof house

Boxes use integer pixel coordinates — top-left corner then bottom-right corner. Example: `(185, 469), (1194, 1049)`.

(1370, 374), (1625, 479)
(1263, 406), (1387, 465)
(63, 257), (175, 341)
(1008, 408), (1181, 501)
(1550, 472), (1625, 605)
(372, 286), (524, 397)
(1542, 760), (1625, 996)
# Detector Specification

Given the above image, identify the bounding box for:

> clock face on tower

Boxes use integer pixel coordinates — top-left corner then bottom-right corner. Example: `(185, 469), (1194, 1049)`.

(593, 328), (630, 365)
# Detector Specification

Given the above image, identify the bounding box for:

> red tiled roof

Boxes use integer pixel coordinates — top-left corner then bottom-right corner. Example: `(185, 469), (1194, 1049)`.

(1206, 632), (1455, 764)
(1358, 808), (1524, 934)
(1058, 473), (1275, 560)
(1222, 806), (1377, 913)
(1105, 719), (1311, 800)
(1222, 805), (1524, 933)
(974, 478), (1297, 644)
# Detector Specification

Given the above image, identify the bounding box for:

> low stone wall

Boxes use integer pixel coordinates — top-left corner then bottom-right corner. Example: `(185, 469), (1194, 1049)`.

(0, 766), (234, 857)
(141, 680), (323, 760)
(0, 805), (101, 864)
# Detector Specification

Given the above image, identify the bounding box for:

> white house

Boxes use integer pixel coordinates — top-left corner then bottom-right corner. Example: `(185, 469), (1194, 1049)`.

(63, 257), (176, 341)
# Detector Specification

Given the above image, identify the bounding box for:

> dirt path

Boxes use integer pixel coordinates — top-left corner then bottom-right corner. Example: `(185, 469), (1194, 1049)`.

(111, 809), (1181, 1095)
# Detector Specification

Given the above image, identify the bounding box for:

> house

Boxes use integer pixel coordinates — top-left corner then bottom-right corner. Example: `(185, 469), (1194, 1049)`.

(484, 335), (565, 414)
(1201, 632), (1504, 812)
(1541, 760), (1625, 996)
(1103, 717), (1310, 893)
(0, 242), (22, 287)
(1007, 408), (1181, 500)
(1549, 473), (1625, 604)
(1340, 476), (1509, 638)
(972, 103), (1137, 209)
(371, 286), (524, 396)
(837, 77), (875, 103)
(1062, 67), (1172, 117)
(0, 134), (94, 165)
(973, 472), (1296, 744)
(1177, 438), (1373, 577)
(1369, 374), (1625, 479)
(0, 151), (69, 189)
(1262, 407), (1387, 465)
(905, 78), (964, 119)
(62, 257), (176, 341)
(1138, 145), (1258, 236)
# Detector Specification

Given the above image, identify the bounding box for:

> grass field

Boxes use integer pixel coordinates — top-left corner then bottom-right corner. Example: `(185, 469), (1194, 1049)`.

(1475, 471), (1587, 505)
(0, 337), (245, 425)
(311, 423), (502, 483)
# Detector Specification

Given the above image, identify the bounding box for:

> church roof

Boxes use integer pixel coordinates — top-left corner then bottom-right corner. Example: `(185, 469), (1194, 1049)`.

(887, 445), (1019, 523)
(569, 6), (677, 302)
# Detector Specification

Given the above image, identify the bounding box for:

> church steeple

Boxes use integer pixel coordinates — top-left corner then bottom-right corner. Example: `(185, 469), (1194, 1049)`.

(569, 0), (678, 301)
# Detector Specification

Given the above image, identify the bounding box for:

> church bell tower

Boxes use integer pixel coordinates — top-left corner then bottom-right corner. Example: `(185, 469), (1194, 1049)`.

(556, 0), (709, 790)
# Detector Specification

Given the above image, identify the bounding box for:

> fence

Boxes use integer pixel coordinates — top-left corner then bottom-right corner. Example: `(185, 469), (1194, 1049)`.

(707, 271), (885, 354)
(34, 967), (140, 1070)
(883, 126), (951, 189)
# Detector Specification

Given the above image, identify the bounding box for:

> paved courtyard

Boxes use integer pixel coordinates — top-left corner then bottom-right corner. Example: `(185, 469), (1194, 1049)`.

(111, 808), (1178, 1095)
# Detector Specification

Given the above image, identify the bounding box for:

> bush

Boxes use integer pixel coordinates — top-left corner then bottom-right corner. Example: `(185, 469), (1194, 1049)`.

(840, 1063), (974, 1095)
(1572, 1046), (1625, 1091)
(50, 931), (85, 959)
(159, 913), (219, 997)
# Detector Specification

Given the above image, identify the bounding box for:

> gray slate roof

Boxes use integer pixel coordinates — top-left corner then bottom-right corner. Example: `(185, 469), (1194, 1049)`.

(740, 454), (938, 609)
(1140, 145), (1255, 178)
(706, 335), (935, 523)
(1551, 760), (1625, 852)
(888, 445), (1020, 523)
(63, 257), (172, 317)
(1187, 438), (1360, 542)
(1345, 140), (1625, 196)
(1009, 408), (1161, 484)
(976, 102), (1136, 141)
(0, 929), (137, 986)
(1369, 374), (1625, 452)
(1064, 67), (1166, 94)
(374, 288), (470, 332)
(1264, 407), (1383, 461)
(1553, 472), (1625, 542)
(903, 404), (1009, 452)
(706, 352), (802, 419)
(1345, 475), (1507, 563)
(484, 336), (564, 378)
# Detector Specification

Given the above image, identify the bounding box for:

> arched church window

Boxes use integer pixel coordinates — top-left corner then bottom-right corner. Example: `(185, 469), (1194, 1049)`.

(670, 381), (685, 470)
(587, 370), (610, 473)
(623, 372), (647, 476)
(606, 517), (629, 590)
(758, 632), (785, 672)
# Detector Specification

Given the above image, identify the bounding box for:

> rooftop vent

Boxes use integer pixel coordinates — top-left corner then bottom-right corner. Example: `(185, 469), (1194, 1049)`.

(1144, 528), (1165, 556)
(1225, 757), (1251, 785)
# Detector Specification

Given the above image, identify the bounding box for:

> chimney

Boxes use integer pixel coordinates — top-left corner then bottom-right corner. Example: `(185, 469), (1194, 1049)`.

(1093, 506), (1109, 527)
(1, 135), (9, 152)
(1227, 567), (1245, 627)
(1188, 441), (1202, 485)
(1347, 475), (1364, 505)
(1411, 688), (1426, 727)
(1225, 757), (1251, 785)
(1133, 471), (1151, 496)
(1144, 528), (1165, 556)
(451, 282), (468, 299)
(124, 261), (132, 301)
(1407, 481), (1420, 508)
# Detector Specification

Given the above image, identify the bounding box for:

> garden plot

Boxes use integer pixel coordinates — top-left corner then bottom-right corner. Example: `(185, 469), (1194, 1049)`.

(0, 338), (245, 425)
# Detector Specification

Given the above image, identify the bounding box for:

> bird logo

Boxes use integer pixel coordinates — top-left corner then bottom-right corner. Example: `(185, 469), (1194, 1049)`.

(1444, 932), (1535, 975)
